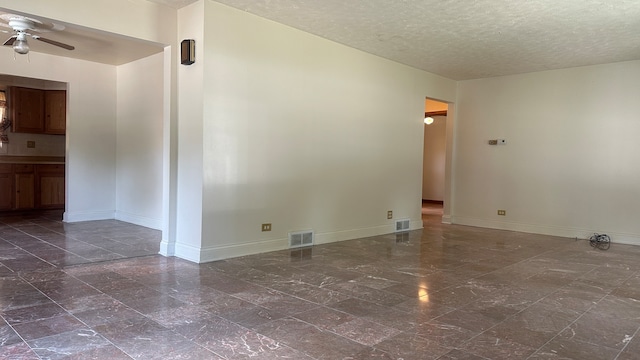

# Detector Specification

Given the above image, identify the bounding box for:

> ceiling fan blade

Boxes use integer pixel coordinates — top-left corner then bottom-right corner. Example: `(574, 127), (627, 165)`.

(33, 36), (74, 50)
(3, 35), (16, 46)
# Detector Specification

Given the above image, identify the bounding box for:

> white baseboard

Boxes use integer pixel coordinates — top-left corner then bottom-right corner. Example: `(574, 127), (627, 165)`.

(159, 240), (175, 257)
(173, 242), (203, 263)
(115, 211), (162, 230)
(451, 216), (640, 246)
(441, 215), (452, 224)
(410, 220), (424, 231)
(174, 221), (423, 263)
(63, 210), (115, 223)
(197, 238), (288, 263)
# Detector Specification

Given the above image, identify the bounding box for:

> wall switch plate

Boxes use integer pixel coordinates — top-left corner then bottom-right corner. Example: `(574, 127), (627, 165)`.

(497, 210), (506, 216)
(387, 210), (393, 219)
(27, 141), (35, 148)
(261, 223), (272, 232)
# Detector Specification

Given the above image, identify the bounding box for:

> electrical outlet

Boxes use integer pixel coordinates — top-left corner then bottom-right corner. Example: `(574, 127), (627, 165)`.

(387, 210), (393, 219)
(261, 223), (272, 232)
(497, 210), (506, 216)
(27, 141), (35, 148)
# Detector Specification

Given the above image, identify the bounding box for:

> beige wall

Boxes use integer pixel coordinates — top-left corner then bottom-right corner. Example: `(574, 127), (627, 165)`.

(116, 53), (165, 229)
(1, 0), (461, 263)
(175, 1), (457, 262)
(173, 0), (205, 259)
(454, 59), (640, 245)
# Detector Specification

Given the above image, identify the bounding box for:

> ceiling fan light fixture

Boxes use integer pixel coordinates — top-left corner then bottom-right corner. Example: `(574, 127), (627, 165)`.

(13, 38), (29, 54)
(12, 32), (29, 54)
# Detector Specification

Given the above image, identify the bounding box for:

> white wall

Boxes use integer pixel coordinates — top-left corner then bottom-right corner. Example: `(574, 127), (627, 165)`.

(176, 1), (456, 262)
(453, 60), (640, 245)
(173, 1), (205, 260)
(0, 47), (117, 221)
(0, 0), (460, 263)
(422, 116), (446, 201)
(115, 53), (164, 229)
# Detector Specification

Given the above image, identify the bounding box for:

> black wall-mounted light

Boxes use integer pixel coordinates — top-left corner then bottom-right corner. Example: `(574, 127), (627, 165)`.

(181, 39), (195, 65)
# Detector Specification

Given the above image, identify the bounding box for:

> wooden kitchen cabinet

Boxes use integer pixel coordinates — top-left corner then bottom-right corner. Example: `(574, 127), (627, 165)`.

(10, 87), (66, 134)
(10, 87), (45, 133)
(36, 164), (65, 208)
(0, 164), (12, 210)
(44, 90), (67, 134)
(14, 164), (35, 209)
(0, 162), (65, 212)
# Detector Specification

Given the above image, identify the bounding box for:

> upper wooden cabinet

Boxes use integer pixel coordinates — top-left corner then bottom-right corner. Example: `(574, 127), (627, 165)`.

(10, 87), (44, 133)
(10, 86), (66, 135)
(44, 91), (67, 135)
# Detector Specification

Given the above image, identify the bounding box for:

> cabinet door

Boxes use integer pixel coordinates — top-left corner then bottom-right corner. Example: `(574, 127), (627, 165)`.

(44, 90), (66, 135)
(39, 175), (65, 208)
(11, 87), (45, 133)
(0, 172), (12, 210)
(15, 173), (35, 209)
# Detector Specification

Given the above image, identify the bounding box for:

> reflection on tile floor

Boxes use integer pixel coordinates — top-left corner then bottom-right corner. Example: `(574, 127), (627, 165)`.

(0, 210), (161, 269)
(2, 211), (640, 359)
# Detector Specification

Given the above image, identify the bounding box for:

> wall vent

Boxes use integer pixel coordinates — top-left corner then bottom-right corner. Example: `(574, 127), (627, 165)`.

(289, 230), (314, 248)
(395, 219), (410, 232)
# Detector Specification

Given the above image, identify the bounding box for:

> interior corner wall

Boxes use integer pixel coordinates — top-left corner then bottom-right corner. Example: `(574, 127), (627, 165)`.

(453, 60), (640, 245)
(422, 116), (446, 201)
(192, 1), (456, 262)
(0, 47), (117, 221)
(115, 53), (164, 229)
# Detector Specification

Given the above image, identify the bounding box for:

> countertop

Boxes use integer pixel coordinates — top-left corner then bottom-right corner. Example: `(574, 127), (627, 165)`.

(0, 156), (65, 165)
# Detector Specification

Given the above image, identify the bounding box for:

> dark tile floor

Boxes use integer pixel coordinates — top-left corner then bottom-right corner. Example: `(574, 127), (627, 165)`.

(0, 210), (161, 269)
(1, 208), (640, 359)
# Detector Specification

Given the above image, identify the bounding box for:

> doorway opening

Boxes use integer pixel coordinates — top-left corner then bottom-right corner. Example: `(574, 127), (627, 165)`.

(422, 98), (448, 223)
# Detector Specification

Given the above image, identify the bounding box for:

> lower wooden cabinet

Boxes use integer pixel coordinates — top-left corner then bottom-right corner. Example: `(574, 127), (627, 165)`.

(15, 173), (35, 209)
(0, 163), (65, 211)
(0, 164), (12, 210)
(14, 164), (35, 210)
(36, 164), (65, 208)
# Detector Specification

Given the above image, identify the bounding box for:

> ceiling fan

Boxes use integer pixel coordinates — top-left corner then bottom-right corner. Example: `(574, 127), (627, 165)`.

(1, 14), (74, 55)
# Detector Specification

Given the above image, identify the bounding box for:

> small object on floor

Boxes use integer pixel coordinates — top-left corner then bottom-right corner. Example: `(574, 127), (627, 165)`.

(589, 233), (610, 250)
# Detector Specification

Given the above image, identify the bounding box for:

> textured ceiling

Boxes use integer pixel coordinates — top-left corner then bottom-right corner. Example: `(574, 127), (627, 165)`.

(3, 0), (640, 79)
(206, 0), (640, 80)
